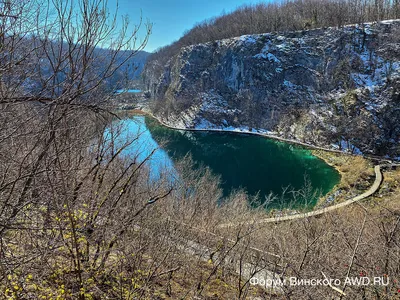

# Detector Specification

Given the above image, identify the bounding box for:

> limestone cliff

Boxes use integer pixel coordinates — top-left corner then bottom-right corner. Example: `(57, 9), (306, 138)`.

(143, 21), (400, 157)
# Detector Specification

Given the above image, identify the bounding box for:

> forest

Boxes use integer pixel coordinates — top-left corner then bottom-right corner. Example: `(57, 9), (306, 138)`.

(1, 0), (400, 299)
(148, 0), (400, 66)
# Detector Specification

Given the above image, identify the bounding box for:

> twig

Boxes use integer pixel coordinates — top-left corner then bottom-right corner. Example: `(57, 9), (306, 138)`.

(321, 271), (346, 296)
(151, 266), (181, 278)
(340, 213), (367, 299)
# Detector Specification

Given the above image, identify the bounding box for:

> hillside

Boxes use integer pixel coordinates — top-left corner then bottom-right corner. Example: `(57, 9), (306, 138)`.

(148, 0), (400, 70)
(99, 49), (150, 88)
(143, 20), (400, 158)
(3, 1), (400, 299)
(22, 46), (150, 94)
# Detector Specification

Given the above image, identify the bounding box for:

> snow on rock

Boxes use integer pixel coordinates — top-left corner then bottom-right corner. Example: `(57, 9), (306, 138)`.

(338, 140), (363, 155)
(195, 118), (217, 129)
(144, 20), (400, 157)
(198, 91), (230, 114)
(238, 35), (257, 44)
(283, 80), (297, 90)
(253, 43), (280, 62)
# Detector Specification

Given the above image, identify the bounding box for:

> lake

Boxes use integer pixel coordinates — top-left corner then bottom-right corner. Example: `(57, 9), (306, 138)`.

(113, 114), (340, 209)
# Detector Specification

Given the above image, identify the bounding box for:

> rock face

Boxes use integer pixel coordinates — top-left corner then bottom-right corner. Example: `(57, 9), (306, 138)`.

(143, 21), (400, 157)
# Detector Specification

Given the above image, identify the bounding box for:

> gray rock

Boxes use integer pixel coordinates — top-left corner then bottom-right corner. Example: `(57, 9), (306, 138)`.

(143, 21), (400, 157)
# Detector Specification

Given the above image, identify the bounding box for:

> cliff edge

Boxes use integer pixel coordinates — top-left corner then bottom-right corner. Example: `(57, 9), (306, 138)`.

(143, 21), (400, 157)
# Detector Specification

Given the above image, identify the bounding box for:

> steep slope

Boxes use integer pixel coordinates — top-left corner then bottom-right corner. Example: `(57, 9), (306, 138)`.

(143, 21), (400, 158)
(98, 50), (150, 88)
(21, 45), (150, 95)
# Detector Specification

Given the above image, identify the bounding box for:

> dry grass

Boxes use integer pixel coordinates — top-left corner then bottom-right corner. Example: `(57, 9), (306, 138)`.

(312, 150), (375, 206)
(312, 151), (374, 189)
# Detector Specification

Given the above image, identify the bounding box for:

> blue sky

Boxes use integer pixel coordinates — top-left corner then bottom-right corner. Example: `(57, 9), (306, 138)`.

(107, 0), (264, 52)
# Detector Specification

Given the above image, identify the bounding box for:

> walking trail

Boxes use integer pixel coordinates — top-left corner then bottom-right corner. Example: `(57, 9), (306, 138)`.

(218, 165), (383, 228)
(134, 111), (393, 226)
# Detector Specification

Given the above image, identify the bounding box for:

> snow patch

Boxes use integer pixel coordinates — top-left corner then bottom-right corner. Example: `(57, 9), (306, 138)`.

(195, 118), (217, 129)
(267, 53), (280, 63)
(351, 49), (400, 94)
(253, 52), (281, 63)
(283, 80), (297, 90)
(238, 35), (257, 44)
(336, 140), (363, 155)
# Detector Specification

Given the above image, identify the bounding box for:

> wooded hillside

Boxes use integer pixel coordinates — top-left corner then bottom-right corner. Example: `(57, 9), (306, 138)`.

(148, 0), (400, 65)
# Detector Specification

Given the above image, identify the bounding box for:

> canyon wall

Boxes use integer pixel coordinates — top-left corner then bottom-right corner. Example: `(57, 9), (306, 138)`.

(143, 21), (400, 157)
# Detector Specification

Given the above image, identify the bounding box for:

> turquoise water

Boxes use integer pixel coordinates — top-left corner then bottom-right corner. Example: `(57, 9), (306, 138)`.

(105, 115), (174, 181)
(114, 89), (142, 94)
(114, 115), (340, 209)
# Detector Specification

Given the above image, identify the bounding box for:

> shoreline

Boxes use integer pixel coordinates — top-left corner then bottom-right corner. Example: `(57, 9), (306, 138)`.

(310, 150), (375, 208)
(117, 108), (387, 215)
(218, 165), (383, 227)
(123, 109), (393, 163)
(119, 109), (355, 206)
(142, 112), (350, 155)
